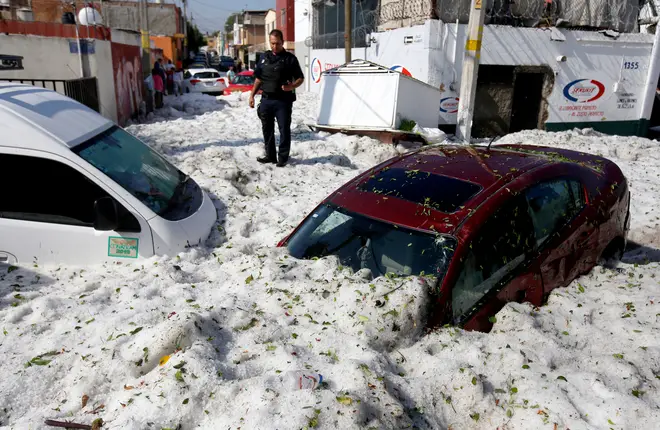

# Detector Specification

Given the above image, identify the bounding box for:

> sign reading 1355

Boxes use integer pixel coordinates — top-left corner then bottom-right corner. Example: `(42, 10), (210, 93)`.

(624, 61), (640, 70)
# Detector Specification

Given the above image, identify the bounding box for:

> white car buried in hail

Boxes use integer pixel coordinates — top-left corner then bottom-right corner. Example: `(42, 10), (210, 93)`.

(0, 82), (218, 265)
(183, 68), (227, 95)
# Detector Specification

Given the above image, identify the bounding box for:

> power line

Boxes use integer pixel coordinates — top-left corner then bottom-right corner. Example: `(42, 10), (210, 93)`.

(189, 0), (236, 13)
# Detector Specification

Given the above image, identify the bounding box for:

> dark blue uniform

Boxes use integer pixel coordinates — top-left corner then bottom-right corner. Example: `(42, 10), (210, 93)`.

(254, 49), (304, 164)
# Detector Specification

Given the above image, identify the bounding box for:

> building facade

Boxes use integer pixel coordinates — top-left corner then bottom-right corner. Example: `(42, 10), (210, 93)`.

(276, 0), (295, 50)
(265, 9), (277, 42)
(298, 0), (660, 137)
(26, 0), (184, 63)
(232, 10), (268, 69)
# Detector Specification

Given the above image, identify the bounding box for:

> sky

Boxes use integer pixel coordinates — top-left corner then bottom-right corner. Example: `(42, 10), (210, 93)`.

(182, 0), (277, 34)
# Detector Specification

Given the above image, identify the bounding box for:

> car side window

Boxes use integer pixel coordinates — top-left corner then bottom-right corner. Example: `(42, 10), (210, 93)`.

(0, 154), (141, 232)
(184, 71), (191, 79)
(452, 196), (535, 319)
(524, 179), (584, 247)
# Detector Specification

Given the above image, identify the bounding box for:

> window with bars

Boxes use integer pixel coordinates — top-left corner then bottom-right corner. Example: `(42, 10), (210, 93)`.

(312, 0), (378, 49)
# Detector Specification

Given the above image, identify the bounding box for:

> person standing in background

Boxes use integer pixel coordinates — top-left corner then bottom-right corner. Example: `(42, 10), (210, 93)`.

(152, 69), (164, 108)
(249, 29), (304, 167)
(173, 68), (184, 97)
(227, 66), (236, 83)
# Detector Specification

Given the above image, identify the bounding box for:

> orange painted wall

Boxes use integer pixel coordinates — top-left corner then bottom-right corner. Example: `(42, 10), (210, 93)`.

(150, 36), (178, 63)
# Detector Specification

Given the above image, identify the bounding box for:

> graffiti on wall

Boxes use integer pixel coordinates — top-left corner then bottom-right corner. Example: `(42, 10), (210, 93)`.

(111, 43), (143, 126)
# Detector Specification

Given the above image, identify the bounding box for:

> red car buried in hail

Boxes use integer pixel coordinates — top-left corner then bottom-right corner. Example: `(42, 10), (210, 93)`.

(279, 144), (630, 332)
(222, 70), (260, 96)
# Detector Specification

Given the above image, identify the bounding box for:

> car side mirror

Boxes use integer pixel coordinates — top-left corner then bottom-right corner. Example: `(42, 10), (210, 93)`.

(94, 196), (119, 231)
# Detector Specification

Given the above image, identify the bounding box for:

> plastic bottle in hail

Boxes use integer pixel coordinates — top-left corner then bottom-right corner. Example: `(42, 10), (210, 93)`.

(284, 370), (324, 390)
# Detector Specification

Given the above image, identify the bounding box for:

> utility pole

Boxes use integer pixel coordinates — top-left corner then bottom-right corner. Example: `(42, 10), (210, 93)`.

(455, 0), (486, 142)
(345, 0), (352, 63)
(139, 0), (150, 80)
(139, 0), (152, 112)
(72, 1), (84, 78)
(183, 0), (188, 59)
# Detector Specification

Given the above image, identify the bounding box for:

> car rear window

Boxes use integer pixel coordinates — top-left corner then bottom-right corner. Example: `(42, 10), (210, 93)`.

(359, 168), (482, 213)
(194, 72), (220, 79)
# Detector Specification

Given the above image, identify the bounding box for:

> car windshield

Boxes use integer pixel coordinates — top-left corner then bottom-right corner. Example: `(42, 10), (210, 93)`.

(287, 204), (457, 280)
(233, 75), (255, 85)
(74, 126), (202, 221)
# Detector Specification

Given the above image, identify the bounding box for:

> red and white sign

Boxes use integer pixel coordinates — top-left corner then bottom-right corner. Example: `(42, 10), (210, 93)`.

(563, 79), (605, 103)
(439, 97), (459, 114)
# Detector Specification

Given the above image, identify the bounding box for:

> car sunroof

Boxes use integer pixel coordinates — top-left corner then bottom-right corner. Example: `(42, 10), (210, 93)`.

(359, 168), (482, 213)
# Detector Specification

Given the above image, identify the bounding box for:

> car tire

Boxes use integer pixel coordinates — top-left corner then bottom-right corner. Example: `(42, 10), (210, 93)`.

(186, 87), (190, 93)
(598, 237), (625, 269)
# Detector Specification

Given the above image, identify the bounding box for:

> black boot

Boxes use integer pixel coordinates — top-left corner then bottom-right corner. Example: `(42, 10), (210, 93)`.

(257, 156), (276, 164)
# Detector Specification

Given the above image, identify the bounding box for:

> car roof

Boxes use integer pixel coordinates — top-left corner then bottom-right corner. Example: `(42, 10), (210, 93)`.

(238, 71), (254, 76)
(328, 144), (609, 236)
(0, 82), (113, 150)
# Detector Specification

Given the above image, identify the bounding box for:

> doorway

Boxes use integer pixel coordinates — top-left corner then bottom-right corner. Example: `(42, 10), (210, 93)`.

(473, 65), (553, 138)
(510, 72), (545, 133)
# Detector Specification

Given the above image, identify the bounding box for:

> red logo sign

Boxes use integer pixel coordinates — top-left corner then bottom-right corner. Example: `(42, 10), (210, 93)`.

(563, 79), (605, 103)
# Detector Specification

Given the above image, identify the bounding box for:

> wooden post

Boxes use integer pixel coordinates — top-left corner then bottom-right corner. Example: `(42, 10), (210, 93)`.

(345, 0), (352, 63)
(455, 0), (486, 142)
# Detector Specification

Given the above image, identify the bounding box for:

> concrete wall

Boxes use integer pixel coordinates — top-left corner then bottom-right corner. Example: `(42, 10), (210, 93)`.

(294, 0), (311, 90)
(104, 3), (178, 36)
(111, 28), (141, 46)
(244, 12), (267, 26)
(241, 25), (266, 46)
(308, 23), (432, 89)
(92, 40), (118, 123)
(294, 0), (311, 43)
(0, 32), (118, 122)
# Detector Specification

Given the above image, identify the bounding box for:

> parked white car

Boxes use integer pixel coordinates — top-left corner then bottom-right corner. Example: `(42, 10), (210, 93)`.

(183, 68), (227, 95)
(0, 82), (218, 265)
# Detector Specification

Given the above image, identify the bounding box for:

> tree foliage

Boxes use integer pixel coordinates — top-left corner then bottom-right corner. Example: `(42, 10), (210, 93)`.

(186, 20), (206, 54)
(224, 13), (243, 33)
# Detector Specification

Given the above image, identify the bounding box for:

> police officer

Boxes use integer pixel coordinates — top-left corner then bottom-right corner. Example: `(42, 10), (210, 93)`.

(249, 29), (304, 167)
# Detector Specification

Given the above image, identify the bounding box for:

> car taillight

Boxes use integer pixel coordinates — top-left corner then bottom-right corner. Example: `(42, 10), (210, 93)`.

(216, 79), (224, 82)
(190, 79), (201, 85)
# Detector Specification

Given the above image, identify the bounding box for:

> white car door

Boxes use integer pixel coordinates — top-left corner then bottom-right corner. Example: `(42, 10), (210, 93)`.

(0, 149), (155, 265)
